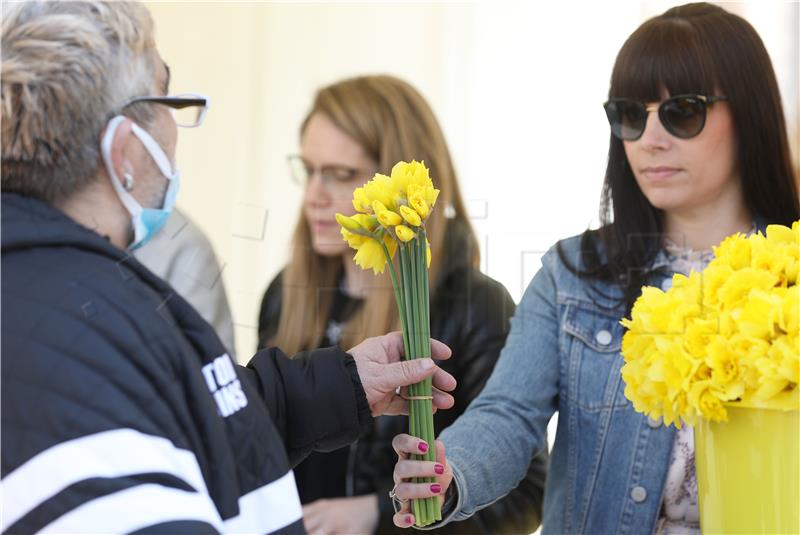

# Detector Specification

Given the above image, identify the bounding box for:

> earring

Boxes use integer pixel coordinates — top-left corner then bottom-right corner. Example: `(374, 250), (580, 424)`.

(123, 172), (134, 191)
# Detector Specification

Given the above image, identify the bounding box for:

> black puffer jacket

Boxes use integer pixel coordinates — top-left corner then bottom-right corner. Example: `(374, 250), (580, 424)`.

(259, 220), (549, 534)
(2, 193), (370, 534)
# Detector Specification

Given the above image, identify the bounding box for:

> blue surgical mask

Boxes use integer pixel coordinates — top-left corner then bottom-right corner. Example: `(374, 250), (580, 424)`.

(100, 115), (181, 250)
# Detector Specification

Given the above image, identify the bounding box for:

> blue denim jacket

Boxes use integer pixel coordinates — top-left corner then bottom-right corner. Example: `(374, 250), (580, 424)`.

(439, 234), (679, 535)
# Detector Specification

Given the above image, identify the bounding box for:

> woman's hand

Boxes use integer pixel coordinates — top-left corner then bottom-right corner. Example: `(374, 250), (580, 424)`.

(390, 434), (453, 528)
(302, 494), (379, 535)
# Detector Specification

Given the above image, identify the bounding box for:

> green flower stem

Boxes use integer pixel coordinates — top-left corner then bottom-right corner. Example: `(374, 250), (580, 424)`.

(381, 241), (410, 358)
(418, 234), (438, 523)
(401, 243), (424, 524)
(388, 238), (437, 527)
(412, 237), (428, 525)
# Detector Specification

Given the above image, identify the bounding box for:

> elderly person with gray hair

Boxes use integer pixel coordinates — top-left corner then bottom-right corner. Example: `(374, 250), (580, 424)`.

(0, 2), (456, 533)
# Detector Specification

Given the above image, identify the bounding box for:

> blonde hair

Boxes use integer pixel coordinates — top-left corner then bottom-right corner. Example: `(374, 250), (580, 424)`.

(270, 75), (479, 354)
(1, 1), (157, 202)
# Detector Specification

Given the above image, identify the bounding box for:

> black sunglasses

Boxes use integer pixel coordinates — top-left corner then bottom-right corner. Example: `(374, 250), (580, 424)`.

(603, 94), (728, 141)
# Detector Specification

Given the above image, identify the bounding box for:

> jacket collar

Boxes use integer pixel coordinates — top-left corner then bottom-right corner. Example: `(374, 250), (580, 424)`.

(2, 192), (170, 294)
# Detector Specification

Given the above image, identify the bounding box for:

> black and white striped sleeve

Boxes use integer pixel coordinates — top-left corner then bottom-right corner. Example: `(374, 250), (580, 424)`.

(1, 427), (223, 534)
(0, 329), (224, 534)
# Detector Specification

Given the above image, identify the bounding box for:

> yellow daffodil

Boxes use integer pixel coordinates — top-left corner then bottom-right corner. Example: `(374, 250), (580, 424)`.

(395, 224), (416, 242)
(399, 205), (422, 227)
(621, 220), (800, 426)
(353, 238), (387, 274)
(408, 192), (430, 219)
(340, 228), (367, 250)
(336, 160), (442, 526)
(364, 174), (397, 211)
(353, 187), (371, 214)
(713, 233), (751, 270)
(377, 209), (403, 227)
(688, 381), (727, 423)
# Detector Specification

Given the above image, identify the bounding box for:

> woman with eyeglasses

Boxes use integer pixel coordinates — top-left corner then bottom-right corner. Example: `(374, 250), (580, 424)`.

(390, 3), (799, 534)
(257, 75), (548, 535)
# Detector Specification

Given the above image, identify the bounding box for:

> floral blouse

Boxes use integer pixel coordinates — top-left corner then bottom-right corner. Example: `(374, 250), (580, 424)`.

(654, 243), (715, 535)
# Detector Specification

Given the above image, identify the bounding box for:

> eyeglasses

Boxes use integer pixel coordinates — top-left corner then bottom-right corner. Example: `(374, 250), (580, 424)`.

(603, 94), (728, 141)
(122, 93), (210, 128)
(287, 155), (369, 187)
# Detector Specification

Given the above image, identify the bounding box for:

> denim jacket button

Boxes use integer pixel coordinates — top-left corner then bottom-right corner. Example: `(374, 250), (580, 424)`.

(647, 416), (662, 428)
(595, 329), (612, 346)
(661, 278), (673, 291)
(631, 486), (647, 503)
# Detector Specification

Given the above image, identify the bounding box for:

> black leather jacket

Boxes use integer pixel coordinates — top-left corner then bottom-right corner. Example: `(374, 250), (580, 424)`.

(259, 221), (548, 534)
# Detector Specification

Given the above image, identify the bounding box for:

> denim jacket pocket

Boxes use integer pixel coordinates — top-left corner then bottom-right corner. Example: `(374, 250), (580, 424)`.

(562, 300), (629, 411)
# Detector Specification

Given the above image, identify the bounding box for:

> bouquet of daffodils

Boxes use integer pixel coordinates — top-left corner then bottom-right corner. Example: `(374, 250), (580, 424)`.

(620, 222), (799, 427)
(336, 160), (441, 527)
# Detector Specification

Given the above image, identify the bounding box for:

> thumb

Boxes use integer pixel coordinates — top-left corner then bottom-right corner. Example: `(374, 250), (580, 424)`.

(382, 358), (436, 390)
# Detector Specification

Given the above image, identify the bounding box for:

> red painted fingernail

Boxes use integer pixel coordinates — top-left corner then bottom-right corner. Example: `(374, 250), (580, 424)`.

(431, 483), (442, 493)
(418, 442), (428, 453)
(434, 463), (445, 475)
(406, 515), (414, 525)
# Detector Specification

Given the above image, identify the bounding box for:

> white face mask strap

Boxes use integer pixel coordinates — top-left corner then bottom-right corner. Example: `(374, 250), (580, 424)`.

(131, 123), (177, 180)
(100, 116), (143, 219)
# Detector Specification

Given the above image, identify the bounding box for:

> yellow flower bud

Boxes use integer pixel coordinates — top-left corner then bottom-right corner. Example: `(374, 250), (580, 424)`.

(409, 194), (429, 219)
(399, 205), (422, 227)
(395, 224), (417, 242)
(352, 213), (379, 232)
(336, 213), (363, 232)
(377, 209), (402, 227)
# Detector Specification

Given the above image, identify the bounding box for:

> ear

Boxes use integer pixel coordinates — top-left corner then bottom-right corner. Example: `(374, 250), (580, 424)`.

(100, 118), (135, 185)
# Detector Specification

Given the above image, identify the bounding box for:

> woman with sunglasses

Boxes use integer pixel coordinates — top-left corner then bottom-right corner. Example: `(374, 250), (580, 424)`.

(390, 3), (799, 534)
(257, 75), (548, 535)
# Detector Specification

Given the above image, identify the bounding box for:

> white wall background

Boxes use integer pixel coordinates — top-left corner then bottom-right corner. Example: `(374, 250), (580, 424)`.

(147, 1), (799, 363)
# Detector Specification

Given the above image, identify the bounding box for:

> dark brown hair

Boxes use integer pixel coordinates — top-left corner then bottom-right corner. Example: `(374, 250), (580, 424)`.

(561, 2), (800, 313)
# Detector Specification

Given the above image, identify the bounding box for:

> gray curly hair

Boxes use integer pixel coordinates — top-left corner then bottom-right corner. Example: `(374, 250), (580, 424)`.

(1, 1), (157, 202)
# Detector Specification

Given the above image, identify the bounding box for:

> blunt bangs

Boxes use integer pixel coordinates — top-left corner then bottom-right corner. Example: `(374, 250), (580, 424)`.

(609, 17), (719, 102)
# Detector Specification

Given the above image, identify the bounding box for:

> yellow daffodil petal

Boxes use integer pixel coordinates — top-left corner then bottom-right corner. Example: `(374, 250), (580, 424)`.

(353, 238), (387, 274)
(340, 227), (367, 250)
(353, 187), (371, 213)
(383, 233), (398, 259)
(364, 175), (397, 211)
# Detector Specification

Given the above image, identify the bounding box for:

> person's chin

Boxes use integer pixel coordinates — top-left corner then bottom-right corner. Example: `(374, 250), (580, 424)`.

(641, 189), (684, 212)
(311, 239), (348, 258)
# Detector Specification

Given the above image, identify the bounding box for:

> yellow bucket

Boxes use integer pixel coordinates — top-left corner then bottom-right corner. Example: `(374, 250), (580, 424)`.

(694, 402), (799, 534)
